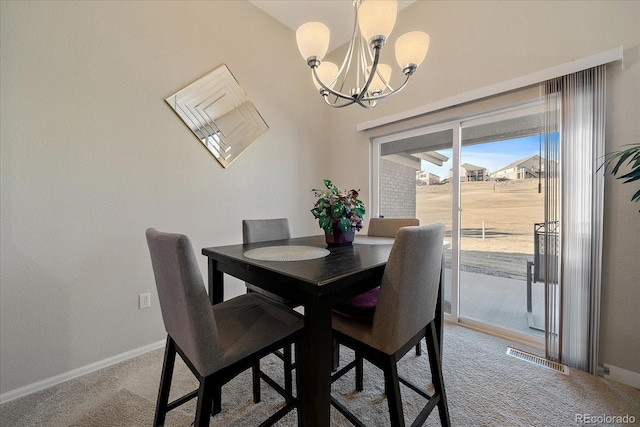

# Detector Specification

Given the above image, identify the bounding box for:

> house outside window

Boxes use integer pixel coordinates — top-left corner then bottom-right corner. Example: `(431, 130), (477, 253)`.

(449, 163), (487, 182)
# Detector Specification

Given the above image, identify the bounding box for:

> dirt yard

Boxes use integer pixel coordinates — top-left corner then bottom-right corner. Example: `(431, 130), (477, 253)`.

(416, 179), (545, 279)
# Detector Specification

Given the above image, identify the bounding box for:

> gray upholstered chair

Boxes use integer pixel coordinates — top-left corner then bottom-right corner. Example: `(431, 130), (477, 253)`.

(146, 228), (303, 427)
(367, 217), (420, 237)
(242, 218), (292, 304)
(333, 218), (421, 370)
(242, 218), (298, 394)
(331, 224), (450, 427)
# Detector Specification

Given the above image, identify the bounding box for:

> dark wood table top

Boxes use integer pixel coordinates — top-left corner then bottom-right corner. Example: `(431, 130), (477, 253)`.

(202, 234), (394, 304)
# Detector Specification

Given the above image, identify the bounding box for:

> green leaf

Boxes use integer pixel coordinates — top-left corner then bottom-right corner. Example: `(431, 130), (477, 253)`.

(319, 216), (331, 231)
(314, 199), (329, 210)
(332, 204), (345, 218)
(618, 168), (640, 183)
(601, 144), (640, 207)
(339, 217), (351, 233)
(323, 179), (334, 189)
(611, 150), (635, 175)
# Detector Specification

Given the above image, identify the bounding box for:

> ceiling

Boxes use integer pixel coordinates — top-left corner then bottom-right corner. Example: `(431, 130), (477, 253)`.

(248, 0), (416, 53)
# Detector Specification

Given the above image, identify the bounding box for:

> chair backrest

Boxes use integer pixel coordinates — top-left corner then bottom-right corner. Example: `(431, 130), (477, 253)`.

(146, 228), (222, 376)
(242, 218), (291, 244)
(371, 223), (445, 355)
(367, 218), (420, 238)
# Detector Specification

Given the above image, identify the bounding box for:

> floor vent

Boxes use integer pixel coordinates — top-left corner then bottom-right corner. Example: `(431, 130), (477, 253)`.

(506, 347), (569, 375)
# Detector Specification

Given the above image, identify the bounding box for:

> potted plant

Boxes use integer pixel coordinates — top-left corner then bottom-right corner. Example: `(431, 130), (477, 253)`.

(311, 179), (366, 246)
(601, 143), (640, 206)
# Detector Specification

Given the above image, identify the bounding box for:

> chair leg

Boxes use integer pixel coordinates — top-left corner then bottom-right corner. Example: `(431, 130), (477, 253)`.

(383, 356), (405, 427)
(284, 344), (293, 395)
(154, 337), (176, 427)
(426, 322), (450, 427)
(355, 352), (364, 392)
(295, 340), (303, 419)
(252, 361), (261, 403)
(212, 383), (222, 415)
(332, 338), (340, 371)
(415, 340), (422, 356)
(195, 376), (215, 427)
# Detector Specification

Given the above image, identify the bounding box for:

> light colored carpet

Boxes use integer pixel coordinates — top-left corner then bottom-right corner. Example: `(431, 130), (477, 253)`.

(1, 324), (638, 426)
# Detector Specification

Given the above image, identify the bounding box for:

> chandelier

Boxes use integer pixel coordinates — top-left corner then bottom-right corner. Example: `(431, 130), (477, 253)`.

(295, 0), (430, 109)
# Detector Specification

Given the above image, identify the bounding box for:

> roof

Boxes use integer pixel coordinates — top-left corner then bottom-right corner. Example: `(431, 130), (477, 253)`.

(460, 163), (485, 171)
(495, 155), (542, 172)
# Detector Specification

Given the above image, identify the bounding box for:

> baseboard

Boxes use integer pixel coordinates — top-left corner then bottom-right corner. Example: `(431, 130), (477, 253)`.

(601, 363), (640, 390)
(0, 339), (166, 405)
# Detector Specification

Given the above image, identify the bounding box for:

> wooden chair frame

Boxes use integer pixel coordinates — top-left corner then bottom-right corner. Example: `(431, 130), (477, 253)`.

(155, 330), (301, 427)
(331, 320), (449, 427)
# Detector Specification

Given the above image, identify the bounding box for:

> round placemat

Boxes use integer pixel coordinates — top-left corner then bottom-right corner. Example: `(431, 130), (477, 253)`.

(244, 245), (330, 261)
(354, 236), (395, 245)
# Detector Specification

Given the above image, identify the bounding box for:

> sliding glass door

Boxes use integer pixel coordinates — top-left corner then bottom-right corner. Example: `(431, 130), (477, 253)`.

(372, 101), (551, 346)
(372, 125), (456, 318)
(459, 106), (547, 338)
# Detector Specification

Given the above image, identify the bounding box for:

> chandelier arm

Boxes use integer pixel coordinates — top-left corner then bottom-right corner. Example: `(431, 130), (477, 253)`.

(367, 40), (394, 93)
(355, 1), (366, 91)
(332, 0), (362, 98)
(360, 73), (411, 102)
(309, 0), (362, 105)
(336, 54), (354, 97)
(381, 68), (394, 92)
(353, 45), (382, 102)
(316, 42), (390, 107)
(334, 8), (359, 89)
(327, 98), (359, 108)
(312, 67), (355, 102)
(357, 26), (368, 91)
(355, 99), (377, 109)
(323, 93), (362, 108)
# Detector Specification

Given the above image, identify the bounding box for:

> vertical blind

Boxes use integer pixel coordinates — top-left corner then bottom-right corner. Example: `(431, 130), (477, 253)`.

(542, 65), (606, 374)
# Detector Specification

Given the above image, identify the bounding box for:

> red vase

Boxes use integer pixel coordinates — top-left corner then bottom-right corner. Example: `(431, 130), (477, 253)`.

(325, 226), (355, 247)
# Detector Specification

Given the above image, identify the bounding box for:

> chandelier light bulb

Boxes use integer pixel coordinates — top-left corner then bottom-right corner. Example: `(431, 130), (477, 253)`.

(395, 31), (430, 73)
(367, 64), (392, 93)
(296, 22), (330, 63)
(314, 62), (339, 91)
(358, 0), (397, 45)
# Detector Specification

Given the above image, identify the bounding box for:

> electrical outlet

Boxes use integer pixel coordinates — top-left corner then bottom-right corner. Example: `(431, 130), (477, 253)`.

(139, 293), (151, 309)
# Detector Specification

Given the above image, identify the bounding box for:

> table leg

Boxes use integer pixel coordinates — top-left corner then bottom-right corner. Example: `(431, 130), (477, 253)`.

(207, 258), (224, 305)
(299, 297), (332, 426)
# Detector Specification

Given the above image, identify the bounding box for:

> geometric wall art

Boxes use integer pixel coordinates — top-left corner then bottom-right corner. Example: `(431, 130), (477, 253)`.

(166, 64), (268, 168)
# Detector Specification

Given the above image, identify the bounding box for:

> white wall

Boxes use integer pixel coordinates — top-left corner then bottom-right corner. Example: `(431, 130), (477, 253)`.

(0, 1), (327, 396)
(325, 1), (640, 375)
(1, 0), (639, 399)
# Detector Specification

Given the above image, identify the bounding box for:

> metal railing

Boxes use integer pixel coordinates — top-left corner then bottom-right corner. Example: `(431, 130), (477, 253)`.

(527, 221), (559, 327)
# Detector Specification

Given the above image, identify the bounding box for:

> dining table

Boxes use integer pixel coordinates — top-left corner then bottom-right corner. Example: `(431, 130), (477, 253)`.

(201, 234), (445, 427)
